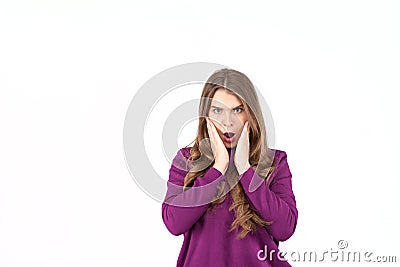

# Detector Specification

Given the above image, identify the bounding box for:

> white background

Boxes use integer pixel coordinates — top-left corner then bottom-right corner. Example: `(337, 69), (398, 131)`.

(1, 1), (399, 266)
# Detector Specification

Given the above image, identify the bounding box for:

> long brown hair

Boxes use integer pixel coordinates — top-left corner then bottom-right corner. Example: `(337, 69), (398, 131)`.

(183, 68), (277, 239)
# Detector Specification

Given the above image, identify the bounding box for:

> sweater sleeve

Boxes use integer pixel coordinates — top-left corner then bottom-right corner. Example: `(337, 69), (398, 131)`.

(161, 148), (226, 236)
(238, 150), (298, 242)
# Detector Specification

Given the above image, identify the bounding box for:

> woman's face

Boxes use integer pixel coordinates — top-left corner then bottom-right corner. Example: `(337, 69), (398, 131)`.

(208, 89), (249, 148)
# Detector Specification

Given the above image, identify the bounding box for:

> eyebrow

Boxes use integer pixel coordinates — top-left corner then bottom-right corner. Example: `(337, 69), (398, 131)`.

(211, 104), (244, 109)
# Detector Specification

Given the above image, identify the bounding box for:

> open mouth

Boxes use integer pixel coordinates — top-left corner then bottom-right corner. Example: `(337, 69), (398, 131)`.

(223, 132), (235, 142)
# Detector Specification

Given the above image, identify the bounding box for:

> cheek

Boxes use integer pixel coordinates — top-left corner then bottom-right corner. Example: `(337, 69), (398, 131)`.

(237, 113), (248, 124)
(208, 113), (217, 120)
(213, 123), (224, 133)
(209, 113), (223, 125)
(207, 114), (223, 130)
(237, 125), (245, 135)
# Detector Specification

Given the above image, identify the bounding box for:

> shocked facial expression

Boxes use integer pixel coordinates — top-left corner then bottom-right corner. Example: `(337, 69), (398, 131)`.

(208, 89), (249, 148)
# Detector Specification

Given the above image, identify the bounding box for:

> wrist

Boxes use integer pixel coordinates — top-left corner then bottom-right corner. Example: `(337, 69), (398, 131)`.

(213, 162), (228, 174)
(239, 162), (251, 175)
(245, 162), (251, 170)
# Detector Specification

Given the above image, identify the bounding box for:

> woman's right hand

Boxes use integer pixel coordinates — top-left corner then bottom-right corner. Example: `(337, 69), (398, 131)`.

(206, 117), (229, 174)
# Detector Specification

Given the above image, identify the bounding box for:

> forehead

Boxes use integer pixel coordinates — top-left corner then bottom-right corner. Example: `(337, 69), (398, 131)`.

(211, 89), (243, 108)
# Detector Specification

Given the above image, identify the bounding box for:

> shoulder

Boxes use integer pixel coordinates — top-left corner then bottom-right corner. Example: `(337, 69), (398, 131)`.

(170, 147), (191, 175)
(269, 148), (291, 180)
(177, 146), (193, 159)
(169, 147), (192, 169)
(269, 148), (288, 165)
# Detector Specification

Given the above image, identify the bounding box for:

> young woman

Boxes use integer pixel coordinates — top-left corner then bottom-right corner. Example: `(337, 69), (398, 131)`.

(162, 68), (298, 267)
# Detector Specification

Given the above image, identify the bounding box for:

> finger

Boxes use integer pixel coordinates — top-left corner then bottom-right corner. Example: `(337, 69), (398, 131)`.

(208, 117), (216, 130)
(242, 121), (248, 131)
(239, 122), (249, 142)
(208, 119), (219, 146)
(206, 120), (216, 154)
(208, 118), (219, 138)
(205, 119), (212, 138)
(240, 122), (247, 136)
(209, 118), (219, 130)
(245, 123), (250, 145)
(214, 119), (228, 135)
(206, 119), (214, 142)
(244, 122), (249, 138)
(209, 121), (226, 149)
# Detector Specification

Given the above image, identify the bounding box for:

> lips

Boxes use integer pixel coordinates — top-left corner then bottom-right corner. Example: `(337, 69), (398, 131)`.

(222, 132), (235, 143)
(223, 132), (235, 138)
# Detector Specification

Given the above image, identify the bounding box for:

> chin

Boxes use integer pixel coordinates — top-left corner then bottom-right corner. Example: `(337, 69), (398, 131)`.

(224, 142), (237, 149)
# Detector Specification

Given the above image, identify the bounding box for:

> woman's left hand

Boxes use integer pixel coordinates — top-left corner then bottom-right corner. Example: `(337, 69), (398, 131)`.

(234, 121), (251, 175)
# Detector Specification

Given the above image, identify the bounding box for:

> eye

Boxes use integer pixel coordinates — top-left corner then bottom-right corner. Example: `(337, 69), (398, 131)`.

(212, 108), (222, 114)
(233, 107), (243, 113)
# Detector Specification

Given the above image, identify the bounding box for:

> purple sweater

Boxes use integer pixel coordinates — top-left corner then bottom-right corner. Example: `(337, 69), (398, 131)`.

(162, 147), (298, 267)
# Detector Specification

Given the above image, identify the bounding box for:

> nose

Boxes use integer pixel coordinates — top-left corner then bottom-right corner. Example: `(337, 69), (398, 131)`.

(221, 112), (234, 128)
